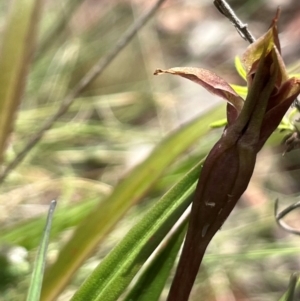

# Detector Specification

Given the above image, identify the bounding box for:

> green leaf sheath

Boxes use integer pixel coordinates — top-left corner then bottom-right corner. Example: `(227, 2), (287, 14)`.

(123, 217), (188, 301)
(41, 105), (225, 301)
(70, 162), (200, 301)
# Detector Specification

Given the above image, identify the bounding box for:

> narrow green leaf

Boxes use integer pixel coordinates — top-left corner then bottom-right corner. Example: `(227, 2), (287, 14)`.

(230, 84), (247, 98)
(41, 105), (225, 301)
(278, 274), (299, 301)
(209, 118), (227, 128)
(70, 162), (200, 301)
(123, 215), (188, 301)
(0, 0), (42, 162)
(0, 198), (98, 250)
(234, 56), (247, 81)
(26, 200), (57, 301)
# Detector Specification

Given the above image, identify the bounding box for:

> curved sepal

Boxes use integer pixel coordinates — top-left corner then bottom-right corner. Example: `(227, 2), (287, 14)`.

(154, 67), (244, 114)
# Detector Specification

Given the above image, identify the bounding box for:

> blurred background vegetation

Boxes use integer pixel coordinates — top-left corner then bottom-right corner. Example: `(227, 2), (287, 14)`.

(1, 0), (300, 300)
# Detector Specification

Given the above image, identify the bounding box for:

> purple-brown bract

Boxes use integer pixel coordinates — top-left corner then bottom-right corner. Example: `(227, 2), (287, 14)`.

(154, 14), (300, 301)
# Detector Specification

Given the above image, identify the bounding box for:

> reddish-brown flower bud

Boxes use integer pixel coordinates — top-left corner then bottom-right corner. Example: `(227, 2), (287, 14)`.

(155, 15), (300, 301)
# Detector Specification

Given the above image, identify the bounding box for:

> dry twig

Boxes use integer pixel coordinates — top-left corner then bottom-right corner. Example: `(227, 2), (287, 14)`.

(214, 0), (255, 43)
(275, 199), (300, 235)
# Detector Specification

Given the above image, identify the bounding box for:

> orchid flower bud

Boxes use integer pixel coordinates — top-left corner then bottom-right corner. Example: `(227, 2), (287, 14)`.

(155, 15), (300, 301)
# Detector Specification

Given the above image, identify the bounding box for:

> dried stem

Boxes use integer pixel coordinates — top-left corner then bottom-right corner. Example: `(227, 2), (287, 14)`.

(214, 0), (255, 43)
(275, 199), (300, 235)
(0, 0), (167, 184)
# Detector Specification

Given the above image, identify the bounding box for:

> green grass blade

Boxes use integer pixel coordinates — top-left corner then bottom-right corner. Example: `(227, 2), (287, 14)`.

(26, 200), (57, 301)
(70, 162), (200, 301)
(41, 105), (225, 301)
(234, 56), (247, 81)
(0, 198), (98, 250)
(230, 84), (247, 98)
(0, 0), (42, 162)
(123, 214), (188, 301)
(278, 274), (299, 301)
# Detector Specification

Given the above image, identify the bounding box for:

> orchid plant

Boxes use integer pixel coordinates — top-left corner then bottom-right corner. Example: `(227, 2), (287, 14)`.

(155, 13), (300, 301)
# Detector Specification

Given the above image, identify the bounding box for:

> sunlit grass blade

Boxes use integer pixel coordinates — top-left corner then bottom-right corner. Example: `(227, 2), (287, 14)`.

(41, 105), (225, 301)
(123, 214), (188, 301)
(26, 200), (57, 301)
(234, 56), (247, 81)
(70, 162), (200, 301)
(278, 273), (299, 301)
(209, 118), (227, 128)
(0, 0), (42, 163)
(230, 84), (247, 98)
